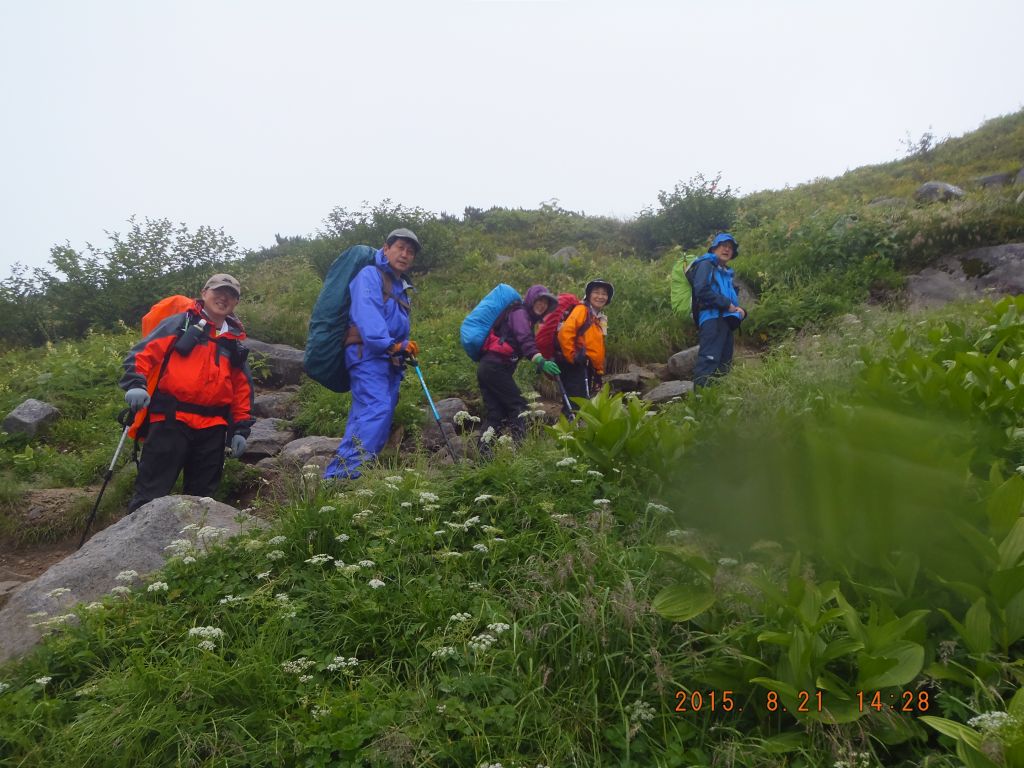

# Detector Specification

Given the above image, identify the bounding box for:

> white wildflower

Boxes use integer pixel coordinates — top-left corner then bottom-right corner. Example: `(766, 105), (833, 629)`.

(431, 646), (457, 659)
(434, 530), (446, 536)
(968, 711), (1016, 733)
(627, 699), (656, 723)
(334, 533), (350, 545)
(188, 626), (224, 641)
(480, 426), (496, 444)
(497, 435), (513, 447)
(355, 488), (375, 497)
(487, 622), (510, 634)
(298, 674), (314, 683)
(368, 578), (385, 589)
(318, 505), (336, 514)
(256, 571), (271, 580)
(281, 657), (316, 675)
(115, 570), (138, 583)
(400, 502), (412, 509)
(109, 585), (131, 595)
(326, 656), (359, 671)
(266, 550), (285, 561)
(305, 554), (333, 565)
(450, 612), (473, 622)
(414, 516), (423, 522)
(557, 433), (575, 441)
(84, 602), (103, 611)
(419, 491), (439, 504)
(275, 593), (290, 602)
(218, 594), (244, 605)
(0, 682), (11, 694)
(267, 535), (288, 546)
(35, 676), (52, 686)
(587, 470), (604, 478)
(385, 475), (404, 483)
(646, 502), (673, 515)
(180, 523), (200, 533)
(339, 564), (361, 575)
(439, 551), (462, 559)
(197, 640), (217, 652)
(147, 582), (169, 593)
(570, 479), (583, 484)
(556, 457), (577, 467)
(311, 706), (332, 720)
(424, 504), (440, 512)
(468, 633), (497, 653)
(473, 543), (489, 554)
(384, 483), (399, 491)
(593, 498), (611, 507)
(436, 703), (447, 713)
(358, 559), (375, 568)
(717, 558), (739, 568)
(182, 556), (197, 564)
(481, 525), (501, 535)
(474, 494), (495, 503)
(45, 587), (71, 599)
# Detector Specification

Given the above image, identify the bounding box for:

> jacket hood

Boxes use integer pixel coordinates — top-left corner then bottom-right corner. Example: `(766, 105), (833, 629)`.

(708, 232), (739, 257)
(524, 284), (557, 318)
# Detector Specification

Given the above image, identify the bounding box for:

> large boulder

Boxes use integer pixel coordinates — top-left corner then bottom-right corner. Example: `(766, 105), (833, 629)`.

(975, 172), (1014, 189)
(905, 243), (1024, 309)
(245, 338), (305, 388)
(3, 399), (60, 438)
(0, 496), (262, 663)
(550, 247), (579, 264)
(244, 418), (297, 460)
(667, 347), (700, 381)
(604, 372), (642, 394)
(914, 182), (965, 203)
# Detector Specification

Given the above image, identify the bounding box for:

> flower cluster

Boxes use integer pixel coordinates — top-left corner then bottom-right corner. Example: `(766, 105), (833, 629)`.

(115, 570), (139, 583)
(368, 578), (385, 589)
(468, 633), (498, 653)
(626, 699), (656, 723)
(45, 587), (71, 599)
(419, 491), (440, 504)
(305, 554), (333, 565)
(555, 457), (577, 467)
(281, 657), (317, 675)
(431, 646), (458, 660)
(968, 711), (1017, 733)
(453, 410), (481, 427)
(450, 612), (472, 622)
(218, 594), (244, 605)
(189, 626), (224, 650)
(147, 582), (169, 593)
(326, 656), (359, 671)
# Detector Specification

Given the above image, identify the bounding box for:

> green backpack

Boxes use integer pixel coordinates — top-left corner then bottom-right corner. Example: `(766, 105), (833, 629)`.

(669, 250), (702, 324)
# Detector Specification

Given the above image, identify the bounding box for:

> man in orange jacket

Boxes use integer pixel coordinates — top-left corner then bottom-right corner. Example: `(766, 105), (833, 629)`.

(120, 273), (255, 512)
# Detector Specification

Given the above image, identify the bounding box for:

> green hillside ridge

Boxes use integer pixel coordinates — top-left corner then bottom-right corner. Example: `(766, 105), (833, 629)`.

(2, 111), (1024, 766)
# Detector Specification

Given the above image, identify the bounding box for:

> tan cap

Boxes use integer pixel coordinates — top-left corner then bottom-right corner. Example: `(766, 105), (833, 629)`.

(203, 273), (241, 297)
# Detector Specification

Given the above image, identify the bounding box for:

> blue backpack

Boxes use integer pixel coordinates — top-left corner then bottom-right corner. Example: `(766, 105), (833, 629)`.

(304, 245), (380, 393)
(460, 284), (522, 361)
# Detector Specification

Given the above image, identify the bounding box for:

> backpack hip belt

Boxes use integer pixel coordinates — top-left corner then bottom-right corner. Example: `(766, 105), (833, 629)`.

(150, 391), (232, 422)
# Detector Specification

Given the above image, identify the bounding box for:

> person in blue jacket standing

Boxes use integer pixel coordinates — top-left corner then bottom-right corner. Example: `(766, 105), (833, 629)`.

(691, 232), (746, 388)
(324, 228), (419, 480)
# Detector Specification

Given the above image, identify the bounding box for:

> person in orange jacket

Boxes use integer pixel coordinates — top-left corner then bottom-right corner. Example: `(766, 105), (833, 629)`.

(557, 279), (612, 412)
(120, 273), (255, 512)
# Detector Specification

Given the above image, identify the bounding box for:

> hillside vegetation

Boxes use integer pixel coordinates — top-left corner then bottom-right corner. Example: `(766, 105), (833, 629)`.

(1, 111), (1024, 767)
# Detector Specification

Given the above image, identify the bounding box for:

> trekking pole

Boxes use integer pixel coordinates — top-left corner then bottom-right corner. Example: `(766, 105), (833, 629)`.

(408, 357), (458, 463)
(78, 408), (133, 549)
(555, 375), (576, 421)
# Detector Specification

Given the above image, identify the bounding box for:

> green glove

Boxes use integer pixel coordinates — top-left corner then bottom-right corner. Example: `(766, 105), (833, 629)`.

(532, 353), (560, 376)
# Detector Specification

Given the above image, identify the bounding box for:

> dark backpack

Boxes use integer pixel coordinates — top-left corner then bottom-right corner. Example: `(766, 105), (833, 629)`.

(683, 254), (715, 327)
(535, 293), (590, 362)
(304, 245), (408, 393)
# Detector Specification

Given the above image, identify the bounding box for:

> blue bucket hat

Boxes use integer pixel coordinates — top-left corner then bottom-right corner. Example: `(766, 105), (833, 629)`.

(709, 232), (739, 257)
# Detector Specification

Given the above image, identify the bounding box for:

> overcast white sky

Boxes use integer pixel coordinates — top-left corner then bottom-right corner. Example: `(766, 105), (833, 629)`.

(1, 0), (1021, 276)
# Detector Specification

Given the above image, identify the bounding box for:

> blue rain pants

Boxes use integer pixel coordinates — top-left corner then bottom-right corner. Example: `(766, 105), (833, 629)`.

(323, 357), (403, 479)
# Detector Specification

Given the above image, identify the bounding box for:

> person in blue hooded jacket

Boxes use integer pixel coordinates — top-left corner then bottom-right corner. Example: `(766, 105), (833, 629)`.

(691, 232), (746, 388)
(324, 228), (419, 480)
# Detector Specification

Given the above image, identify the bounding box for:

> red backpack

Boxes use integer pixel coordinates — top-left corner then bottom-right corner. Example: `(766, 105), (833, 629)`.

(535, 293), (591, 362)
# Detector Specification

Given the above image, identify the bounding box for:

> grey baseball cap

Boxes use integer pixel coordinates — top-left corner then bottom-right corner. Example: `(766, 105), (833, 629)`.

(203, 273), (241, 297)
(386, 228), (421, 254)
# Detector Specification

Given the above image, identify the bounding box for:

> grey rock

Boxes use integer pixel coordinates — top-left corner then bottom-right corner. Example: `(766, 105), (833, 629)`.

(644, 380), (694, 404)
(551, 246), (579, 264)
(0, 496), (262, 663)
(605, 372), (642, 393)
(244, 418), (296, 460)
(905, 243), (1024, 309)
(0, 581), (23, 598)
(245, 338), (305, 388)
(626, 364), (659, 380)
(278, 436), (341, 466)
(914, 182), (965, 203)
(3, 399), (60, 438)
(667, 347), (700, 380)
(421, 397), (467, 453)
(975, 172), (1014, 189)
(253, 392), (300, 420)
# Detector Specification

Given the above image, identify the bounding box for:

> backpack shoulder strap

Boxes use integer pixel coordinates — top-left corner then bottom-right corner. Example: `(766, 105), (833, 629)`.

(375, 266), (412, 313)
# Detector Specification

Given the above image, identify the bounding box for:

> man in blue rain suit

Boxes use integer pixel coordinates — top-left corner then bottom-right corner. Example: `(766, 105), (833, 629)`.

(691, 232), (746, 388)
(323, 228), (420, 480)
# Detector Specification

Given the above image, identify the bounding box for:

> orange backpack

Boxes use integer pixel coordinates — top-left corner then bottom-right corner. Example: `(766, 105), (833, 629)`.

(128, 295), (195, 440)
